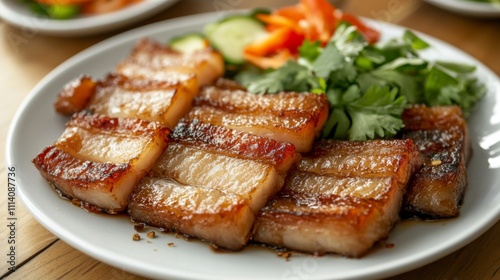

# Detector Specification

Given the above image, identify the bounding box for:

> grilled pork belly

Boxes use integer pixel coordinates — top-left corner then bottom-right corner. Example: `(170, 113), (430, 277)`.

(298, 140), (423, 185)
(128, 120), (299, 250)
(116, 38), (224, 87)
(401, 105), (470, 218)
(171, 119), (300, 173)
(55, 38), (223, 129)
(186, 79), (329, 153)
(130, 177), (254, 249)
(54, 73), (198, 129)
(253, 139), (422, 257)
(32, 112), (169, 213)
(54, 75), (97, 115)
(86, 74), (198, 129)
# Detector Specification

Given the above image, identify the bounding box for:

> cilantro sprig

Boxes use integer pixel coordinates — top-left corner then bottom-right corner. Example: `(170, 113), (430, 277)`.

(235, 24), (486, 141)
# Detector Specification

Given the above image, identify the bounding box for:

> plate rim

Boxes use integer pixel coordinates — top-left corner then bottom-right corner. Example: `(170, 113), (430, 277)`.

(6, 11), (500, 280)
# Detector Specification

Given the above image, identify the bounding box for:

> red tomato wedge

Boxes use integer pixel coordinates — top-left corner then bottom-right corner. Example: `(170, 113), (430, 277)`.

(300, 0), (337, 42)
(245, 27), (304, 56)
(257, 14), (301, 33)
(244, 50), (294, 69)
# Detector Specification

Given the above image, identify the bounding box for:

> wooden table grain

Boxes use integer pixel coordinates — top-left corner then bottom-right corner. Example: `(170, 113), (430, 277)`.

(1, 0), (499, 279)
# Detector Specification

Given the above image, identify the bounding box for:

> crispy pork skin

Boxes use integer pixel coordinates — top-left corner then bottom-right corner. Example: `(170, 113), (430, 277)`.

(116, 38), (224, 87)
(171, 119), (300, 173)
(253, 139), (422, 257)
(401, 105), (470, 218)
(129, 177), (255, 250)
(298, 140), (422, 185)
(128, 120), (300, 250)
(87, 74), (198, 129)
(186, 79), (329, 153)
(32, 112), (170, 213)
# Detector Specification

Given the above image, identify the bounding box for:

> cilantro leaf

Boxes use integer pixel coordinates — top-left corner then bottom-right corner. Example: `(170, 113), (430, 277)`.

(298, 40), (322, 66)
(346, 85), (406, 140)
(403, 30), (430, 50)
(422, 65), (485, 116)
(435, 61), (476, 74)
(312, 42), (344, 79)
(348, 111), (404, 141)
(357, 69), (422, 104)
(322, 85), (406, 141)
(424, 65), (460, 106)
(236, 61), (324, 94)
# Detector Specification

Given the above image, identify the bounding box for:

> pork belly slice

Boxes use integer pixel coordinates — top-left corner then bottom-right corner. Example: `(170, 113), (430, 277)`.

(186, 80), (329, 153)
(187, 106), (319, 154)
(253, 139), (422, 257)
(86, 74), (198, 129)
(129, 177), (255, 250)
(152, 143), (283, 214)
(54, 75), (97, 115)
(172, 119), (300, 173)
(32, 112), (170, 213)
(298, 139), (422, 185)
(116, 38), (224, 87)
(401, 105), (469, 218)
(254, 175), (402, 258)
(128, 122), (299, 250)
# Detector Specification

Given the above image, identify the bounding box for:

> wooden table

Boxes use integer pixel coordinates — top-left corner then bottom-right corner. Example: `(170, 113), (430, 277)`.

(1, 0), (499, 279)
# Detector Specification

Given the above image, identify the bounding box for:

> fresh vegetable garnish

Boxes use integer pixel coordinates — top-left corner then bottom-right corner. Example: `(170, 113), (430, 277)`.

(236, 25), (485, 141)
(168, 33), (209, 54)
(204, 15), (268, 64)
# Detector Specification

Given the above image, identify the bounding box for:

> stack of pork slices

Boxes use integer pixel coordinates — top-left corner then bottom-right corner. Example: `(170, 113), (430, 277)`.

(33, 38), (470, 258)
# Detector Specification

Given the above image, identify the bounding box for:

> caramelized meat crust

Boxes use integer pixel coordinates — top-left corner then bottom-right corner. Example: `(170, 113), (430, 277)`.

(128, 122), (300, 250)
(54, 75), (97, 115)
(401, 105), (469, 218)
(86, 73), (198, 129)
(33, 112), (170, 213)
(186, 79), (329, 153)
(172, 119), (300, 172)
(253, 139), (422, 257)
(116, 38), (224, 87)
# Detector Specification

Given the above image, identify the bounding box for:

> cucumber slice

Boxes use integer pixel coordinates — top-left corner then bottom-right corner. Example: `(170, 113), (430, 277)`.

(204, 16), (268, 64)
(168, 33), (208, 54)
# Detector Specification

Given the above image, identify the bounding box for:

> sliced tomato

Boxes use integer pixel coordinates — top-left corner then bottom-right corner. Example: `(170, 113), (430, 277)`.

(256, 14), (301, 33)
(244, 27), (304, 56)
(300, 0), (337, 42)
(339, 13), (381, 44)
(244, 49), (293, 69)
(274, 5), (305, 22)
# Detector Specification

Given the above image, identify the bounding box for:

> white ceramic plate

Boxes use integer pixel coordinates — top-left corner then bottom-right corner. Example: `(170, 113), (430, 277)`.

(6, 12), (500, 280)
(0, 0), (179, 36)
(425, 0), (500, 17)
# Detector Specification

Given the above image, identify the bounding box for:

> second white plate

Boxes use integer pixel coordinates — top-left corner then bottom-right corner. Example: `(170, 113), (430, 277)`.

(425, 0), (500, 17)
(0, 0), (179, 36)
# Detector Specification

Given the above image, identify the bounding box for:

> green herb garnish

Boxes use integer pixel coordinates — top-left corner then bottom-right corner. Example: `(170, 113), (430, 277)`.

(235, 26), (485, 141)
